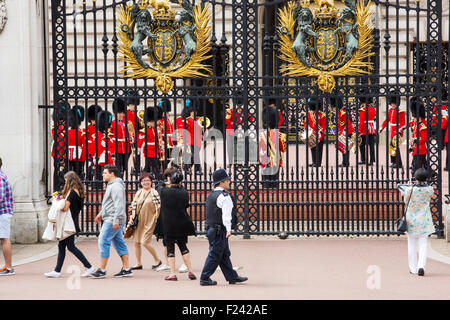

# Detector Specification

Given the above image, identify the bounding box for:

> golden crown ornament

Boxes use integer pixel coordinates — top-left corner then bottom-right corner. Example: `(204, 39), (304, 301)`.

(278, 0), (375, 93)
(118, 0), (212, 93)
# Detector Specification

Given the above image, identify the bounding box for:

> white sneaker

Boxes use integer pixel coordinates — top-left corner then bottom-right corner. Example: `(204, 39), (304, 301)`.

(81, 266), (95, 277)
(178, 264), (188, 273)
(44, 271), (61, 278)
(156, 264), (170, 272)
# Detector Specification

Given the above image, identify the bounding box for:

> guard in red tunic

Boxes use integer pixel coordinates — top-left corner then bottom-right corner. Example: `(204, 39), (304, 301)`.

(225, 91), (255, 166)
(157, 98), (175, 171)
(185, 98), (203, 175)
(379, 90), (406, 168)
(125, 91), (140, 170)
(266, 97), (284, 129)
(408, 98), (427, 172)
(111, 98), (130, 178)
(430, 88), (449, 151)
(174, 106), (190, 169)
(304, 97), (326, 167)
(331, 97), (354, 167)
(85, 104), (102, 180)
(259, 106), (287, 188)
(91, 110), (116, 182)
(67, 106), (86, 178)
(357, 90), (377, 165)
(138, 107), (163, 180)
(51, 101), (70, 190)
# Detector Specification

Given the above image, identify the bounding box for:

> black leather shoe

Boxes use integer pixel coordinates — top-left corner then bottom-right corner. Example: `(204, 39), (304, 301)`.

(200, 278), (217, 286)
(229, 276), (248, 284)
(195, 171), (203, 175)
(358, 161), (366, 165)
(418, 268), (425, 276)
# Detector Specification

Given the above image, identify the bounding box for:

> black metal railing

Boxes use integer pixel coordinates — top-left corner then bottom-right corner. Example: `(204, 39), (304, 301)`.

(46, 0), (446, 237)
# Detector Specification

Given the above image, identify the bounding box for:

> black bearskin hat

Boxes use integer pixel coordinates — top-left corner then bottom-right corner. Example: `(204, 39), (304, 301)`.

(262, 106), (279, 129)
(144, 107), (158, 123)
(97, 110), (113, 133)
(186, 98), (199, 113)
(159, 98), (171, 113)
(387, 88), (401, 106)
(410, 97), (425, 119)
(52, 100), (71, 123)
(442, 87), (448, 101)
(68, 106), (84, 128)
(126, 91), (140, 106)
(358, 88), (373, 104)
(88, 104), (102, 122)
(329, 96), (343, 109)
(112, 98), (126, 114)
(156, 105), (164, 120)
(307, 97), (322, 111)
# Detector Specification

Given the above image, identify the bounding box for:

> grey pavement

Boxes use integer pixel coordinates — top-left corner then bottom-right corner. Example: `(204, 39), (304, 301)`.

(1, 235), (450, 299)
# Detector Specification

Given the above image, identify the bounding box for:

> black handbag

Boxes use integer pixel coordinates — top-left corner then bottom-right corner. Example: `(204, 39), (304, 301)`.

(124, 191), (152, 238)
(396, 186), (414, 233)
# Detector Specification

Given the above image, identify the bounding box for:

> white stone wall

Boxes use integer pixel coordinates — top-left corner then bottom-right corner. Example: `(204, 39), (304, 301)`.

(0, 0), (49, 243)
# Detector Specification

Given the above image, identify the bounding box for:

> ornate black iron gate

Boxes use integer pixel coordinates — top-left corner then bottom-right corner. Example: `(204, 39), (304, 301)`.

(48, 0), (447, 237)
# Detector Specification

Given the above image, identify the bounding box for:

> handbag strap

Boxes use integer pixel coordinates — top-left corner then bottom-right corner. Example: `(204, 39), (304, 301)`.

(135, 190), (152, 218)
(403, 185), (414, 217)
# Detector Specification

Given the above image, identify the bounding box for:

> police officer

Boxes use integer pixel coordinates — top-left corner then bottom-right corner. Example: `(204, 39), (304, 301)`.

(199, 169), (248, 286)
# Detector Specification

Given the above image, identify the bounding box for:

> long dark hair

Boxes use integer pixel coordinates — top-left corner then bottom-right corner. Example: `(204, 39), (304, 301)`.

(61, 171), (86, 198)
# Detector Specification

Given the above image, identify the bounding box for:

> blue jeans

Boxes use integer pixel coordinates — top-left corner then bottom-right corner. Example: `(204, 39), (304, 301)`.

(98, 222), (128, 259)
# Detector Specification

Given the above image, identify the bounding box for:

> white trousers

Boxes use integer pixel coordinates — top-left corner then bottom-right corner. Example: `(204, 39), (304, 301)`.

(407, 234), (428, 274)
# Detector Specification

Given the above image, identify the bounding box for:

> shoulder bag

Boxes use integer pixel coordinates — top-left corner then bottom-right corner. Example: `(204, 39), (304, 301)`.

(124, 190), (152, 239)
(396, 185), (414, 233)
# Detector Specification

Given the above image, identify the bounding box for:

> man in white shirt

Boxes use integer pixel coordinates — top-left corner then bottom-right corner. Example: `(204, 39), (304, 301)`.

(199, 168), (248, 286)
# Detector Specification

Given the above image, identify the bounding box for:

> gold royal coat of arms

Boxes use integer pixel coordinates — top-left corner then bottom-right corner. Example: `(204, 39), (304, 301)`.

(278, 0), (375, 93)
(118, 0), (212, 93)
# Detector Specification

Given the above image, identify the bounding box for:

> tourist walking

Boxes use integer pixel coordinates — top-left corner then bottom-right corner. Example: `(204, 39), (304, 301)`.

(199, 168), (247, 286)
(128, 172), (163, 270)
(157, 170), (196, 281)
(398, 168), (435, 276)
(44, 171), (94, 278)
(91, 165), (132, 278)
(0, 158), (14, 276)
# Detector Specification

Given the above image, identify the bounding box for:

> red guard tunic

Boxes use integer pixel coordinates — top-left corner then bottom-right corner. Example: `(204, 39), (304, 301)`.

(431, 104), (449, 132)
(358, 105), (377, 135)
(138, 126), (161, 158)
(258, 129), (287, 168)
(67, 128), (86, 162)
(90, 131), (115, 166)
(409, 118), (427, 156)
(51, 124), (66, 159)
(278, 110), (284, 128)
(110, 120), (130, 154)
(338, 109), (354, 135)
(380, 107), (406, 139)
(186, 116), (203, 148)
(85, 124), (97, 158)
(176, 116), (187, 145)
(304, 110), (326, 142)
(225, 107), (256, 135)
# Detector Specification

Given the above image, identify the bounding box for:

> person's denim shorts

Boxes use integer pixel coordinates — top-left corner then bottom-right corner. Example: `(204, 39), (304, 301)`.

(0, 214), (12, 239)
(98, 222), (128, 258)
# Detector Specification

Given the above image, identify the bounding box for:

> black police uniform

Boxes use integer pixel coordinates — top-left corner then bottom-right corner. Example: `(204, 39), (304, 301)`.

(200, 188), (239, 283)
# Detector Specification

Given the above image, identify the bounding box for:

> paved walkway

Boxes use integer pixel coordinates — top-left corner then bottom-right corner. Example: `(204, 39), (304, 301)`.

(1, 236), (450, 300)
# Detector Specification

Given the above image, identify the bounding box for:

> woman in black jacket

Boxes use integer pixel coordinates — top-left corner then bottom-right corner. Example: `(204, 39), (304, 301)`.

(157, 171), (196, 281)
